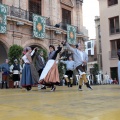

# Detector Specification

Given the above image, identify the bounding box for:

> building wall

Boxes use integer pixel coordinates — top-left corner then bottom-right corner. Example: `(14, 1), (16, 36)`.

(0, 0), (85, 63)
(95, 16), (102, 72)
(99, 0), (119, 77)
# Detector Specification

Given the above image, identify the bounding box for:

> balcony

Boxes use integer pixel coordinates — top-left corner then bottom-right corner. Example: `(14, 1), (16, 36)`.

(7, 5), (50, 26)
(110, 28), (120, 35)
(109, 51), (118, 59)
(54, 22), (79, 33)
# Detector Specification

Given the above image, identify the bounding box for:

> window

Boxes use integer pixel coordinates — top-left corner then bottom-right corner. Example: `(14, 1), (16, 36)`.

(108, 0), (118, 6)
(29, 0), (41, 20)
(88, 50), (91, 55)
(109, 16), (119, 34)
(110, 40), (120, 58)
(87, 42), (91, 48)
(62, 8), (71, 24)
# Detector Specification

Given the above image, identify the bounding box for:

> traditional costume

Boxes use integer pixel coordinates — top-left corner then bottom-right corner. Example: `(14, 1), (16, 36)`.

(0, 59), (10, 89)
(65, 42), (92, 91)
(60, 59), (74, 87)
(39, 45), (62, 91)
(118, 49), (120, 85)
(21, 47), (36, 91)
(10, 59), (22, 88)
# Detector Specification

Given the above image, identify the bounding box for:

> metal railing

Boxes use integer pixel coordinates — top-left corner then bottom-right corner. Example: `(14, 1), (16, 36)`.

(110, 28), (120, 35)
(7, 5), (51, 26)
(109, 51), (118, 59)
(55, 22), (79, 33)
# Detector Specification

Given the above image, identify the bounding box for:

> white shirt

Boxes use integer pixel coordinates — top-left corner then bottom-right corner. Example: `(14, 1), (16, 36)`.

(77, 50), (84, 61)
(22, 50), (35, 63)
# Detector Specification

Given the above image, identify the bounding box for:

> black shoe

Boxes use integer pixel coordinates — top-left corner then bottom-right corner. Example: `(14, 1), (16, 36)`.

(85, 82), (93, 90)
(51, 86), (56, 92)
(67, 82), (70, 87)
(78, 85), (83, 91)
(41, 86), (46, 89)
(70, 84), (73, 87)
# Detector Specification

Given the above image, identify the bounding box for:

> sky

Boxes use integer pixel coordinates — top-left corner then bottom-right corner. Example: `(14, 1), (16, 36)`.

(83, 0), (99, 39)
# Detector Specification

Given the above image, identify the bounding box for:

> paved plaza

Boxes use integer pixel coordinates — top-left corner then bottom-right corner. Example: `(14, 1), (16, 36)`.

(0, 85), (120, 120)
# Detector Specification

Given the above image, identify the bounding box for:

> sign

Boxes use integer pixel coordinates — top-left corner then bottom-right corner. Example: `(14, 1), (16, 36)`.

(0, 4), (7, 33)
(33, 14), (46, 39)
(67, 24), (76, 45)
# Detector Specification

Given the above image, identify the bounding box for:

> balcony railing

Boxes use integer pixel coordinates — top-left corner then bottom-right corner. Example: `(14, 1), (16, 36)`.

(109, 51), (118, 59)
(7, 5), (50, 26)
(110, 28), (120, 35)
(55, 22), (79, 33)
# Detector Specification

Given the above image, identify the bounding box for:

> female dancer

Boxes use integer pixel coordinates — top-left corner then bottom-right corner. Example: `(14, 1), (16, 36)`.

(39, 45), (62, 91)
(21, 47), (36, 91)
(118, 49), (120, 85)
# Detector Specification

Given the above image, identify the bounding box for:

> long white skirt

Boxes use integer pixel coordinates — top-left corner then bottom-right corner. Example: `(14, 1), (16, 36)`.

(39, 60), (55, 81)
(39, 60), (60, 85)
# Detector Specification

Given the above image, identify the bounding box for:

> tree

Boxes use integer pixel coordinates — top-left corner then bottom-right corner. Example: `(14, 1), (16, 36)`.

(8, 44), (23, 64)
(91, 63), (99, 84)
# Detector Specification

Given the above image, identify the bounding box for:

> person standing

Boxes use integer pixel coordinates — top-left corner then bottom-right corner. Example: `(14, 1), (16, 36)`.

(60, 56), (74, 87)
(33, 50), (46, 89)
(62, 41), (92, 91)
(0, 59), (10, 89)
(21, 47), (36, 91)
(39, 45), (62, 91)
(118, 49), (120, 85)
(10, 59), (22, 88)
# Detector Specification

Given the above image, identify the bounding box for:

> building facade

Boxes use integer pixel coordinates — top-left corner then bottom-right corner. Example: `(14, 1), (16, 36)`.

(99, 0), (120, 79)
(95, 16), (102, 73)
(85, 39), (97, 74)
(0, 0), (86, 64)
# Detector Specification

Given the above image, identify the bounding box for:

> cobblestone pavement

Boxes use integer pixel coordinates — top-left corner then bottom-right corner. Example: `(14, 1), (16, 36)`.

(0, 85), (120, 120)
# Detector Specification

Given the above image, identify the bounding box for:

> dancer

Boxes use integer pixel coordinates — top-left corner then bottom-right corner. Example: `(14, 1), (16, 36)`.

(60, 56), (74, 87)
(62, 41), (92, 91)
(0, 59), (10, 89)
(39, 45), (62, 91)
(33, 50), (46, 89)
(118, 49), (120, 85)
(21, 47), (36, 91)
(10, 59), (22, 88)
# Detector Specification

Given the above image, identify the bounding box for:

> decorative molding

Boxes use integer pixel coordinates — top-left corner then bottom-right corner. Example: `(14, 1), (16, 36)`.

(61, 0), (74, 7)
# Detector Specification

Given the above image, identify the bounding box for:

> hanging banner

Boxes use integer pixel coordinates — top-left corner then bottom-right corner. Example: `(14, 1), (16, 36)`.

(33, 14), (46, 39)
(0, 4), (7, 33)
(67, 24), (76, 45)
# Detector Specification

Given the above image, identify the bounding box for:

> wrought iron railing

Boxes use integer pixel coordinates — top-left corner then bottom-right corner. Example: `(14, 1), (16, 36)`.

(109, 51), (118, 59)
(55, 22), (79, 33)
(7, 5), (51, 26)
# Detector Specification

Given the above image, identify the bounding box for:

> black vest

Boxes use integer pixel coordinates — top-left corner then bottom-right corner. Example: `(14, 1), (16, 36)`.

(13, 64), (20, 71)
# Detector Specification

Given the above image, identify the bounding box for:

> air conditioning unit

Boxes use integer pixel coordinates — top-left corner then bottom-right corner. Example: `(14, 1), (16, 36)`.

(55, 30), (61, 34)
(16, 21), (24, 26)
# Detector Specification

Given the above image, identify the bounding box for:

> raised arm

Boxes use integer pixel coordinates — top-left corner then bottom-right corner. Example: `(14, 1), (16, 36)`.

(60, 60), (67, 64)
(66, 42), (75, 53)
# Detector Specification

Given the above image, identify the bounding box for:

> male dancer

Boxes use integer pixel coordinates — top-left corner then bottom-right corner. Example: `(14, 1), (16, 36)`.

(10, 59), (22, 88)
(33, 50), (46, 89)
(60, 56), (74, 87)
(62, 41), (92, 91)
(0, 59), (10, 89)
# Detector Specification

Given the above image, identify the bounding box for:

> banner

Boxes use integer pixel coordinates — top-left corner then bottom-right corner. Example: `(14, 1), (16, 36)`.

(67, 25), (76, 45)
(33, 14), (46, 39)
(0, 4), (7, 33)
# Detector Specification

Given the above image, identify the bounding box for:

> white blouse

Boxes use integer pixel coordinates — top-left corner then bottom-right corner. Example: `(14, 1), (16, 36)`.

(22, 50), (35, 63)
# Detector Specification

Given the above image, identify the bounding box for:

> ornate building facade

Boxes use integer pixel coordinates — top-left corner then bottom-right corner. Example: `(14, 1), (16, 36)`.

(0, 0), (86, 63)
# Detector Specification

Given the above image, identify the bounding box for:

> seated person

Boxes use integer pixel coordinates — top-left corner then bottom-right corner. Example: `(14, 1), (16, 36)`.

(113, 78), (118, 84)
